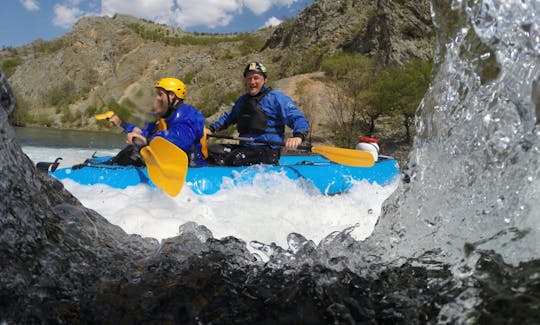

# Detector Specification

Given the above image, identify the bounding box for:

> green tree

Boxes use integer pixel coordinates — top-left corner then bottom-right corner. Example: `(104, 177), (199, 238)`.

(372, 59), (431, 141)
(106, 99), (133, 123)
(321, 53), (384, 147)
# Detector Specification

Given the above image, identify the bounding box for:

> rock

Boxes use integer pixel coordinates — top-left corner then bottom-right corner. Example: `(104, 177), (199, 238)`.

(0, 69), (158, 322)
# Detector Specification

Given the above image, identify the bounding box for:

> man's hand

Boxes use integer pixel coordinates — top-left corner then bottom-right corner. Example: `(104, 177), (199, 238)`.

(127, 132), (147, 146)
(285, 136), (302, 150)
(108, 115), (122, 128)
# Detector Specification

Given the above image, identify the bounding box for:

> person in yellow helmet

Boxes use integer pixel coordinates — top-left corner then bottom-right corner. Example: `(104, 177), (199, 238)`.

(107, 78), (206, 166)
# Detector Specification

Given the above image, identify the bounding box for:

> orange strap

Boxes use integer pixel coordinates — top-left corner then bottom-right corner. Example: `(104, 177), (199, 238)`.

(156, 119), (209, 159)
(200, 128), (209, 158)
(156, 118), (167, 132)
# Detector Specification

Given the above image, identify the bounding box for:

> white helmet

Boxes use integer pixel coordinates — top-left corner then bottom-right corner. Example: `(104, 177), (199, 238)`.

(356, 137), (379, 161)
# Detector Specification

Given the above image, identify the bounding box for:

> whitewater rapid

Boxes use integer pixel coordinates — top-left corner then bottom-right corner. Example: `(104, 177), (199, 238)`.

(21, 145), (398, 250)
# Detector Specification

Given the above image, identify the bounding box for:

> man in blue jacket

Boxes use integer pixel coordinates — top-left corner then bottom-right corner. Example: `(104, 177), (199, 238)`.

(207, 62), (310, 166)
(107, 77), (206, 166)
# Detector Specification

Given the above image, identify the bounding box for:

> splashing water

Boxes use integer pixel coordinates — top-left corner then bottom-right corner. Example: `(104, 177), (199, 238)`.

(16, 0), (539, 276)
(22, 146), (398, 252)
(370, 0), (540, 268)
(5, 1), (540, 322)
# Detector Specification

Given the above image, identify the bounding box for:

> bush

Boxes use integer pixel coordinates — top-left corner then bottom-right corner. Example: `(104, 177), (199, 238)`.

(238, 35), (266, 55)
(127, 23), (260, 48)
(47, 81), (77, 106)
(321, 53), (431, 143)
(84, 105), (98, 117)
(135, 88), (144, 98)
(106, 99), (132, 122)
(321, 52), (371, 79)
(182, 73), (194, 84)
(321, 53), (381, 146)
(30, 114), (53, 127)
(1, 57), (23, 77)
(221, 90), (242, 106)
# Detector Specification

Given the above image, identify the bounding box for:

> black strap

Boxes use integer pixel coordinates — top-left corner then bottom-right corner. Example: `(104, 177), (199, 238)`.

(253, 87), (272, 102)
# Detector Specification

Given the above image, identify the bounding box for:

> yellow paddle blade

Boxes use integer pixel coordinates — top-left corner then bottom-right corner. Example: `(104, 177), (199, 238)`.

(140, 137), (188, 196)
(311, 145), (375, 167)
(95, 111), (115, 120)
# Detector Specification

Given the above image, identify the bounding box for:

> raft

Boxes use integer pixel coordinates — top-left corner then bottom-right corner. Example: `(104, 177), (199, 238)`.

(49, 154), (399, 195)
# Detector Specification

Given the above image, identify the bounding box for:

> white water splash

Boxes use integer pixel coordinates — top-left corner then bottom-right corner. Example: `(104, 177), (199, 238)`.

(24, 146), (398, 249)
(374, 0), (540, 267)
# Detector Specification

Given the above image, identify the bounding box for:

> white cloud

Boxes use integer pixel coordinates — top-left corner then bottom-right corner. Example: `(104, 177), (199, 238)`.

(101, 0), (245, 28)
(244, 0), (298, 16)
(20, 0), (39, 11)
(273, 0), (297, 6)
(53, 4), (85, 27)
(244, 0), (272, 15)
(263, 16), (282, 28)
(100, 0), (242, 28)
(101, 0), (175, 23)
(48, 0), (304, 31)
(172, 0), (243, 28)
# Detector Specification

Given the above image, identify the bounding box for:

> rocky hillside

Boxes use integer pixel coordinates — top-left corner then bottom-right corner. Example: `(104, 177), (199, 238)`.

(265, 0), (433, 73)
(1, 0), (433, 164)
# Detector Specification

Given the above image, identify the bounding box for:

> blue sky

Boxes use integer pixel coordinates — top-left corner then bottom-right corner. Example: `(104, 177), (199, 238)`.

(1, 0), (313, 48)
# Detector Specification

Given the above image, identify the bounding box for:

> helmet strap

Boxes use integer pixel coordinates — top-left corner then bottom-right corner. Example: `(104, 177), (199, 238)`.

(163, 93), (181, 119)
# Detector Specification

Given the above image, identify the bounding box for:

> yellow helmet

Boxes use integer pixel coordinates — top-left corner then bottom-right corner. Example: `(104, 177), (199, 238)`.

(155, 78), (186, 99)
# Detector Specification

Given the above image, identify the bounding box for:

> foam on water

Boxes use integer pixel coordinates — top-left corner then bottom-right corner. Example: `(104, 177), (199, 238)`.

(23, 146), (398, 249)
(22, 146), (119, 167)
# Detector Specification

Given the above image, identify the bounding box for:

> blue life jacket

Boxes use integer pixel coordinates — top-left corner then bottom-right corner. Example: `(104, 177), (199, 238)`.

(123, 103), (207, 166)
(210, 86), (310, 148)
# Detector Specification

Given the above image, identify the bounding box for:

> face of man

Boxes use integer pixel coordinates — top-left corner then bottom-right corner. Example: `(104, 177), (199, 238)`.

(244, 71), (266, 96)
(153, 88), (174, 116)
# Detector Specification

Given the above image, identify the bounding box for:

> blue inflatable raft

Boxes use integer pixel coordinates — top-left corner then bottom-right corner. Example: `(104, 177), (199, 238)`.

(49, 154), (399, 195)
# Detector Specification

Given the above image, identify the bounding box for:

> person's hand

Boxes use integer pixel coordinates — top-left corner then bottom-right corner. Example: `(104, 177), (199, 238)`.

(285, 136), (302, 150)
(127, 132), (147, 146)
(205, 128), (213, 135)
(108, 115), (122, 128)
(132, 127), (143, 135)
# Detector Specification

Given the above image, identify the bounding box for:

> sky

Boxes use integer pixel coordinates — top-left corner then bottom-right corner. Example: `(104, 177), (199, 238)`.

(1, 0), (314, 48)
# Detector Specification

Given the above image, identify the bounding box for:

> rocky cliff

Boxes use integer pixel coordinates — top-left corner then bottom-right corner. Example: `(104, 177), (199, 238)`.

(265, 0), (433, 68)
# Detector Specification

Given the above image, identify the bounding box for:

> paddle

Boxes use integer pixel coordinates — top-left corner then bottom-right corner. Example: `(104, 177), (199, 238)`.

(95, 110), (124, 130)
(95, 110), (115, 120)
(207, 134), (375, 167)
(139, 137), (188, 196)
(95, 110), (188, 196)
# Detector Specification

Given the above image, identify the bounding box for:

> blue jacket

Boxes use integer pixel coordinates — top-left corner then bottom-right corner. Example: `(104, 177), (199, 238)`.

(122, 103), (206, 165)
(209, 86), (310, 148)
